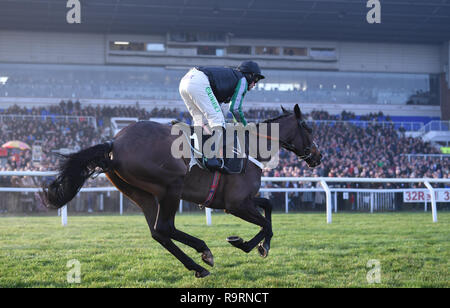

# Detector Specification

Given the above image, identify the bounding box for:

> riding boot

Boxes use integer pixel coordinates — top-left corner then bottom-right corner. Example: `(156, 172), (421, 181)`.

(222, 125), (242, 174)
(203, 156), (225, 171)
(202, 126), (226, 173)
(203, 125), (241, 174)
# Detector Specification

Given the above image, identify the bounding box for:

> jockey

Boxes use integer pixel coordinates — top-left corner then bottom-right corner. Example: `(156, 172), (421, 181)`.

(179, 61), (265, 173)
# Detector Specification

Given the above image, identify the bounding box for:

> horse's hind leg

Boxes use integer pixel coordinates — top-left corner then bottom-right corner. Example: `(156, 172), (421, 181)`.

(151, 179), (211, 277)
(157, 179), (214, 268)
(147, 204), (211, 278)
(106, 172), (210, 278)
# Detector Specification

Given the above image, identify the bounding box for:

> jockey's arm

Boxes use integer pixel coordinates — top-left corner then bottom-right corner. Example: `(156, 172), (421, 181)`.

(229, 77), (248, 126)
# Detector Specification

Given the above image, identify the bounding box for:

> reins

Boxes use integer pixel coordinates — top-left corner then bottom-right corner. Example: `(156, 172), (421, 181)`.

(252, 119), (313, 161)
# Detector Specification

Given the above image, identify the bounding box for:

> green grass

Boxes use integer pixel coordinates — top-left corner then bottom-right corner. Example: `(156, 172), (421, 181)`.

(0, 212), (449, 288)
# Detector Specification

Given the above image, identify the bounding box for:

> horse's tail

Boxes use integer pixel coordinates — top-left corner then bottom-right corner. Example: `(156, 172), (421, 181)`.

(40, 141), (113, 209)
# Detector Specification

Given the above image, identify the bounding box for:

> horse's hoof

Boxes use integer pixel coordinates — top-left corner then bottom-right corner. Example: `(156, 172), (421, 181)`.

(227, 236), (244, 248)
(195, 269), (210, 278)
(201, 250), (214, 267)
(258, 243), (269, 258)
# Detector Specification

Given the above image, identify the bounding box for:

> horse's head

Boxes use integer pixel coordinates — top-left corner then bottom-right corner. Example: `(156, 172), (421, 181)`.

(278, 104), (322, 168)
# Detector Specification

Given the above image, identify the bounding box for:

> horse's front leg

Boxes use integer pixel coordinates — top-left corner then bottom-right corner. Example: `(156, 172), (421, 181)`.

(225, 197), (272, 257)
(253, 197), (273, 257)
(170, 227), (214, 267)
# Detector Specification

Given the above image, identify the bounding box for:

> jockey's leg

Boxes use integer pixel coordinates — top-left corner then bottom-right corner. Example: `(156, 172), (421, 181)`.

(180, 70), (226, 171)
(179, 72), (205, 127)
(180, 70), (210, 156)
(179, 68), (242, 174)
(179, 69), (225, 129)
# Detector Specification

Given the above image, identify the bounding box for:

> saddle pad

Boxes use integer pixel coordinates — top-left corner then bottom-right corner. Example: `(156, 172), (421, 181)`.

(184, 127), (246, 174)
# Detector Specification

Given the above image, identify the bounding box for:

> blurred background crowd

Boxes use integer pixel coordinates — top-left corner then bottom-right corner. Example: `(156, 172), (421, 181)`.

(0, 101), (448, 213)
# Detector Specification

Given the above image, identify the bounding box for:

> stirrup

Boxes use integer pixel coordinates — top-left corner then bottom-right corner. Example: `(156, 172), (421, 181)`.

(203, 157), (225, 171)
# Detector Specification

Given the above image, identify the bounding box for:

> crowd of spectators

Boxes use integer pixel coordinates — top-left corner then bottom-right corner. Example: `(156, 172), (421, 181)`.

(1, 102), (447, 178)
(262, 109), (447, 185)
(266, 121), (446, 180)
(0, 102), (448, 213)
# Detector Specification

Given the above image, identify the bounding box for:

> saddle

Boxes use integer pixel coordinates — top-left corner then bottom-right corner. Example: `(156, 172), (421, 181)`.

(172, 120), (247, 174)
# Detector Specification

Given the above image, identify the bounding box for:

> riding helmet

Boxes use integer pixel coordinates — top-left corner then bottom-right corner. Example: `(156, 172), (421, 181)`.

(237, 61), (265, 84)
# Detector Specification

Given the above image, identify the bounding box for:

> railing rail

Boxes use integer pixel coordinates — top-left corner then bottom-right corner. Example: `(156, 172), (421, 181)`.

(0, 172), (449, 225)
(245, 118), (425, 131)
(419, 120), (450, 134)
(0, 114), (97, 129)
(310, 120), (424, 132)
(400, 154), (450, 161)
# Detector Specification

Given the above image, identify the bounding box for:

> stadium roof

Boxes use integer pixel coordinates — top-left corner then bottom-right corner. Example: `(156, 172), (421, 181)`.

(1, 0), (449, 44)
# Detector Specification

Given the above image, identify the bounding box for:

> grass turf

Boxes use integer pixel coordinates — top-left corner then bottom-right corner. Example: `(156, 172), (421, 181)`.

(0, 212), (448, 288)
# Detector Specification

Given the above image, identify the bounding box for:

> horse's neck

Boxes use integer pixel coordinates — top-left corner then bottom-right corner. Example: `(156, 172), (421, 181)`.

(252, 121), (284, 163)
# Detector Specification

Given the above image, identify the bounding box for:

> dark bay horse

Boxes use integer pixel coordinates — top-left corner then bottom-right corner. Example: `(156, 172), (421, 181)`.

(41, 104), (322, 278)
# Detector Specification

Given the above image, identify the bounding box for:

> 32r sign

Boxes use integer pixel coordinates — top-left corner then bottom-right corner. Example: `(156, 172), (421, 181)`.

(403, 190), (450, 203)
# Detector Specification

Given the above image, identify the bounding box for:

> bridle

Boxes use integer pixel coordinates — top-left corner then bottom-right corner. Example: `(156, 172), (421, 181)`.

(255, 118), (317, 162)
(279, 119), (315, 161)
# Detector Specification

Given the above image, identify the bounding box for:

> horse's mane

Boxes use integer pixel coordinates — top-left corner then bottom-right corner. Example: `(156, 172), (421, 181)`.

(260, 111), (312, 133)
(261, 112), (291, 124)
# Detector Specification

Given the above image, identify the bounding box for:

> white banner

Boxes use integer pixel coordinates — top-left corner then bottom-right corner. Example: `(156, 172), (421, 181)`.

(403, 190), (450, 203)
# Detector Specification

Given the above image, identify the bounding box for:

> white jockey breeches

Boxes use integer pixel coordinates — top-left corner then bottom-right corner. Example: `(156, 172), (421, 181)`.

(179, 68), (225, 128)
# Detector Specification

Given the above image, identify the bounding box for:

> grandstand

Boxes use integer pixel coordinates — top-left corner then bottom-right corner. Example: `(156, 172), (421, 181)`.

(0, 63), (441, 106)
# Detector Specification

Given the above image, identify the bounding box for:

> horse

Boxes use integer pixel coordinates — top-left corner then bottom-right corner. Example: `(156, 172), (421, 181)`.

(40, 104), (322, 278)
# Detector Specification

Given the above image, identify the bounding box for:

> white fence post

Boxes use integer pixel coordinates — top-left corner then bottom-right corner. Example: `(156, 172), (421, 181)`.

(423, 181), (438, 223)
(334, 192), (338, 213)
(119, 192), (123, 215)
(319, 180), (332, 224)
(99, 194), (104, 211)
(205, 207), (212, 226)
(285, 192), (289, 213)
(370, 193), (374, 213)
(61, 205), (67, 226)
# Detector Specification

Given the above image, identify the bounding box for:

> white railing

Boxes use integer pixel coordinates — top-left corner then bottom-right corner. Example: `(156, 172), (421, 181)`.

(310, 120), (424, 132)
(246, 119), (425, 132)
(260, 177), (450, 224)
(0, 172), (449, 225)
(400, 154), (450, 161)
(0, 114), (97, 129)
(419, 120), (450, 134)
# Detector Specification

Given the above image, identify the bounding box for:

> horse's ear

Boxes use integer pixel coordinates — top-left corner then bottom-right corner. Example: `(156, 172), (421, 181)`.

(281, 105), (288, 114)
(294, 104), (302, 119)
